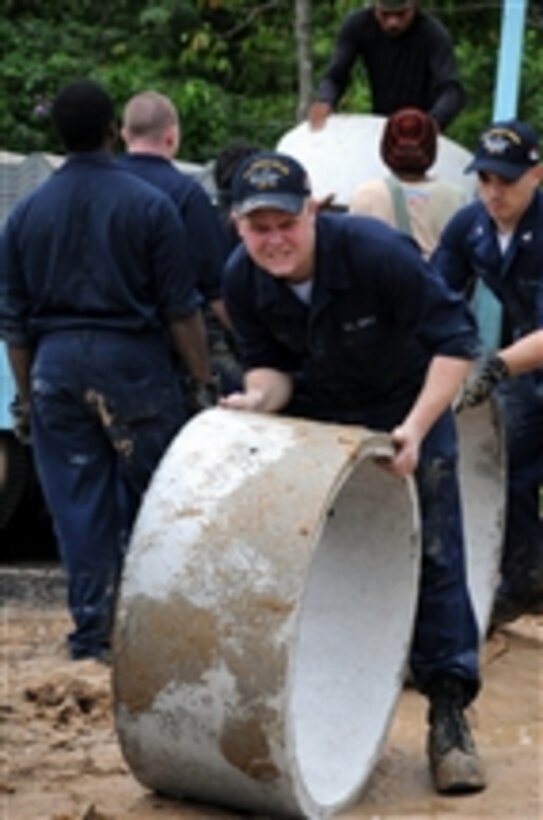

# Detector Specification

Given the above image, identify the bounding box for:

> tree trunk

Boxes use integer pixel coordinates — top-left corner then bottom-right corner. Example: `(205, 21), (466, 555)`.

(294, 0), (312, 122)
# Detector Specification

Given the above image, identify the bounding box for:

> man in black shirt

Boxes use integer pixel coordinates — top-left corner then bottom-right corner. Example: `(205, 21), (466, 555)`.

(308, 0), (464, 132)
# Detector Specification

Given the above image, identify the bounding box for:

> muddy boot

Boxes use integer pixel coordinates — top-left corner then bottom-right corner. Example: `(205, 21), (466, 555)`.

(427, 677), (486, 794)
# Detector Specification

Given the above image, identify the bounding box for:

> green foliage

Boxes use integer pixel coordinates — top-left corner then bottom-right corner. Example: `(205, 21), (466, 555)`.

(447, 35), (497, 150)
(0, 15), (98, 152)
(519, 26), (543, 122)
(1, 1), (543, 161)
(172, 78), (230, 157)
(448, 12), (543, 151)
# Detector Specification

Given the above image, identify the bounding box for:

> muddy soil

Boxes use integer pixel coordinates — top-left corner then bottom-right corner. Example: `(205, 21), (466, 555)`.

(2, 601), (542, 820)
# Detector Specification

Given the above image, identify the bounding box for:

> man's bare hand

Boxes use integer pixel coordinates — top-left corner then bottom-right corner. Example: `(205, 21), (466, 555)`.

(219, 389), (265, 412)
(10, 396), (31, 445)
(308, 102), (332, 130)
(316, 193), (337, 211)
(386, 423), (422, 478)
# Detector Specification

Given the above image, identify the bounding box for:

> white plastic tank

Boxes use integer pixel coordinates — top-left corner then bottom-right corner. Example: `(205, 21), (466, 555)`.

(276, 113), (475, 208)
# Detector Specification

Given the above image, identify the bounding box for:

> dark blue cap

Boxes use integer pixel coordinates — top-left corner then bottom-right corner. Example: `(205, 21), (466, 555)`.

(231, 151), (311, 216)
(465, 120), (540, 181)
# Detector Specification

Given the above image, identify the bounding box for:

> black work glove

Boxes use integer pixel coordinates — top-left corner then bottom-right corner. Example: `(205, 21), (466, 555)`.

(457, 354), (510, 411)
(186, 373), (221, 417)
(10, 395), (31, 445)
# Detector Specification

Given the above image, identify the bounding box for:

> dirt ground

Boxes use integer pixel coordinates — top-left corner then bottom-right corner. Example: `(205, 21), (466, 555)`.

(1, 596), (542, 820)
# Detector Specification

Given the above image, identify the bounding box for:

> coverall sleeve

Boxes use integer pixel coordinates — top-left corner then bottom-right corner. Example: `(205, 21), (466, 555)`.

(415, 273), (481, 360)
(223, 256), (300, 374)
(0, 211), (31, 347)
(149, 198), (202, 321)
(365, 228), (480, 360)
(181, 185), (227, 303)
(430, 208), (476, 296)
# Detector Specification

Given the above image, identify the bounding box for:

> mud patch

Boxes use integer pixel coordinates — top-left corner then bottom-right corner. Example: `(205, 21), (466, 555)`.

(2, 603), (542, 819)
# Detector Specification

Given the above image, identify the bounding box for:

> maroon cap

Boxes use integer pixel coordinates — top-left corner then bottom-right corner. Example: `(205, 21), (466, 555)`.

(381, 108), (438, 174)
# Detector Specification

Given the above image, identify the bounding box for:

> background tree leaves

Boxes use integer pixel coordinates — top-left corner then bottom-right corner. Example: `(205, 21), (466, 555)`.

(1, 0), (542, 161)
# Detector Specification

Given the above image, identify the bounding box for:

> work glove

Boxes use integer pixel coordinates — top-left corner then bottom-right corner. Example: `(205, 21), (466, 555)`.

(186, 373), (221, 417)
(457, 353), (510, 411)
(10, 395), (31, 445)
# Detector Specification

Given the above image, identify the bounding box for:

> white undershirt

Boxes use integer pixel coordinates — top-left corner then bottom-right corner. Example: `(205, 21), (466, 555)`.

(288, 279), (313, 304)
(497, 232), (512, 255)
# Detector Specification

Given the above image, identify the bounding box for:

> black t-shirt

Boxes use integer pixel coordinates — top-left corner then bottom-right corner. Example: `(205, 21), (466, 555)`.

(316, 8), (464, 130)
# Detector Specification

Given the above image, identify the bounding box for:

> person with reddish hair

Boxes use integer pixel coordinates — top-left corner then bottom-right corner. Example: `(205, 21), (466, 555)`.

(349, 107), (469, 257)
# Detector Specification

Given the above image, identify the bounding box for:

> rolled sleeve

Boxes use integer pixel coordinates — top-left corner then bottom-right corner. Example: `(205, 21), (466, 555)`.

(0, 215), (31, 346)
(431, 208), (478, 294)
(182, 187), (226, 303)
(357, 224), (481, 361)
(416, 271), (482, 360)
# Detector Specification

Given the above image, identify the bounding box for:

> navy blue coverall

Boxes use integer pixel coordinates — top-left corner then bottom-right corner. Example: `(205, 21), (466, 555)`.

(0, 153), (201, 659)
(224, 213), (482, 698)
(117, 153), (241, 392)
(433, 192), (543, 611)
(117, 153), (226, 306)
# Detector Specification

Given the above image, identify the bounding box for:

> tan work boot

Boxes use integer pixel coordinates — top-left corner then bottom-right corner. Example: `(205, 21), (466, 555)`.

(427, 677), (486, 794)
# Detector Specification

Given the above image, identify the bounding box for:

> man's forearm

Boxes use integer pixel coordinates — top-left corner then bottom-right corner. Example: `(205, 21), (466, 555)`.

(382, 355), (471, 478)
(429, 82), (465, 131)
(499, 331), (543, 376)
(7, 344), (32, 404)
(210, 298), (233, 332)
(220, 367), (293, 413)
(244, 368), (293, 412)
(403, 356), (472, 439)
(168, 311), (212, 383)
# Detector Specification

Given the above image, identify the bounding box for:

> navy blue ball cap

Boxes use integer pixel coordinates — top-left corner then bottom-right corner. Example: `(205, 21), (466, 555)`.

(231, 151), (311, 216)
(465, 119), (541, 181)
